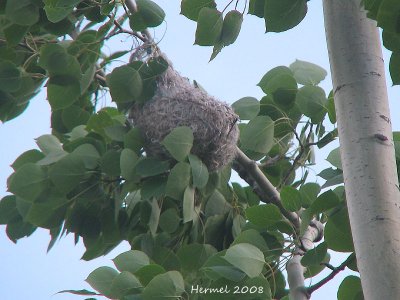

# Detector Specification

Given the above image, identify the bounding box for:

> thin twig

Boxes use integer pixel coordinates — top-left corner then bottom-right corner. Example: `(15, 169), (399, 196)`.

(124, 0), (154, 43)
(307, 253), (356, 294)
(280, 124), (314, 187)
(111, 17), (147, 42)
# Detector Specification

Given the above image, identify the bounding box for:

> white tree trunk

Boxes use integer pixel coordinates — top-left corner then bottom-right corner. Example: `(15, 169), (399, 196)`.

(323, 0), (400, 298)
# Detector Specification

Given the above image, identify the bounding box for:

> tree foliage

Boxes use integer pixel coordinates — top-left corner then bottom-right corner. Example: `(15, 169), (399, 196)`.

(1, 0), (399, 299)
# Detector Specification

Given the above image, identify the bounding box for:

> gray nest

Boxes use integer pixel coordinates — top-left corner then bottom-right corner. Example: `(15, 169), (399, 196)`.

(129, 60), (239, 172)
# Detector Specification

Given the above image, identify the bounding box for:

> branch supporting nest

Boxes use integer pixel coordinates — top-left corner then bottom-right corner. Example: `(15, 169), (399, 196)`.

(233, 147), (301, 229)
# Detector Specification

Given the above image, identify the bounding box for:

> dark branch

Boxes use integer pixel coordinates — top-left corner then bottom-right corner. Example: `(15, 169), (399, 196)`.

(307, 253), (356, 294)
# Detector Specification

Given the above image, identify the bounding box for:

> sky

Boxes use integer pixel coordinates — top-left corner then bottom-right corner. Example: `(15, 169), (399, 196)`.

(0, 1), (399, 299)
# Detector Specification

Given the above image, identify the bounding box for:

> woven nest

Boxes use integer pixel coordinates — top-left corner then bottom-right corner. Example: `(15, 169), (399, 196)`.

(129, 59), (239, 172)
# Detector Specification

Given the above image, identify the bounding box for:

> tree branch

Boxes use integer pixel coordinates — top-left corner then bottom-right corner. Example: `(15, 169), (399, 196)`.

(287, 253), (310, 300)
(286, 220), (323, 300)
(233, 147), (301, 230)
(307, 253), (355, 295)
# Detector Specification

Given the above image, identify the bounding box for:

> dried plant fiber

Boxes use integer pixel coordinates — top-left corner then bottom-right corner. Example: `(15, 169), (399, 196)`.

(130, 62), (239, 171)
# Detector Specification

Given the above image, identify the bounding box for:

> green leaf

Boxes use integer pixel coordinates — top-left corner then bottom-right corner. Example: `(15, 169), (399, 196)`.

(305, 252), (331, 279)
(232, 229), (269, 254)
(101, 150), (121, 177)
(0, 61), (21, 92)
(159, 208), (180, 233)
(180, 0), (216, 21)
(264, 0), (308, 32)
(223, 243), (265, 278)
(149, 198), (160, 235)
(338, 276), (364, 300)
(205, 190), (231, 217)
(36, 134), (63, 155)
(124, 128), (144, 154)
(296, 86), (327, 123)
(325, 208), (354, 252)
(221, 10), (243, 46)
(317, 128), (338, 149)
(390, 52), (400, 85)
(249, 0), (265, 18)
(377, 0), (400, 33)
(106, 65), (143, 103)
(113, 250), (150, 274)
(210, 41), (224, 61)
(136, 0), (165, 28)
(202, 251), (246, 281)
(189, 154), (209, 188)
(104, 124), (128, 142)
(301, 242), (328, 267)
(280, 186), (302, 212)
(86, 266), (119, 298)
(232, 97), (260, 120)
(61, 105), (91, 131)
(195, 8), (223, 46)
(47, 76), (81, 110)
(8, 163), (47, 201)
(183, 186), (195, 223)
(289, 59), (327, 85)
(120, 149), (139, 181)
(135, 158), (170, 177)
(383, 30), (400, 52)
(25, 193), (67, 228)
(310, 190), (340, 214)
(0, 196), (19, 224)
(39, 44), (81, 78)
(258, 66), (294, 93)
(258, 66), (297, 109)
(161, 126), (194, 162)
(43, 0), (81, 23)
(245, 204), (282, 227)
(72, 144), (100, 169)
(109, 271), (142, 298)
(166, 162), (191, 200)
(86, 110), (113, 137)
(240, 116), (274, 154)
(363, 0), (383, 20)
(11, 150), (45, 170)
(5, 0), (39, 26)
(299, 182), (320, 207)
(142, 271), (185, 300)
(135, 264), (166, 286)
(6, 216), (36, 243)
(177, 244), (217, 273)
(141, 176), (167, 200)
(49, 154), (87, 194)
(327, 147), (342, 169)
(57, 289), (98, 296)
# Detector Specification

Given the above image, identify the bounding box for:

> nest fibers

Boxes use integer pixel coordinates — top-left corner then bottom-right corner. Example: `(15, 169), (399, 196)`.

(129, 62), (239, 172)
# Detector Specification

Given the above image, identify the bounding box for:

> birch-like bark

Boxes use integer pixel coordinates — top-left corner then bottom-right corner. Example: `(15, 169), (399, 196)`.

(323, 1), (400, 298)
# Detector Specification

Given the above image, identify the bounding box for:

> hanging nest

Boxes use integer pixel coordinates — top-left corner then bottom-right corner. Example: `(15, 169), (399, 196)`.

(129, 56), (239, 172)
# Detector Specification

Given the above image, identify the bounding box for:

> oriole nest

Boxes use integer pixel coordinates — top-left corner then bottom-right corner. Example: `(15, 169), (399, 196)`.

(129, 56), (239, 172)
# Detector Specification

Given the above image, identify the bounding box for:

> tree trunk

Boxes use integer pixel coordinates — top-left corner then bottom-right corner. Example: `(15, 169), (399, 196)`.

(323, 0), (400, 298)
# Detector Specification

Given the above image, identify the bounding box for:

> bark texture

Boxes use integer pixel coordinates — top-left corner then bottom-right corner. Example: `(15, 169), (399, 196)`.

(323, 0), (400, 298)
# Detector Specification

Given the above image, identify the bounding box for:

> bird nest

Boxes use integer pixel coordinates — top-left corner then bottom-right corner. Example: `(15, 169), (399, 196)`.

(129, 58), (239, 172)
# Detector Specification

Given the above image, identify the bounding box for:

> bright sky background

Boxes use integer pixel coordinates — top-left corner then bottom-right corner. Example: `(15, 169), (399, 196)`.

(0, 1), (399, 299)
